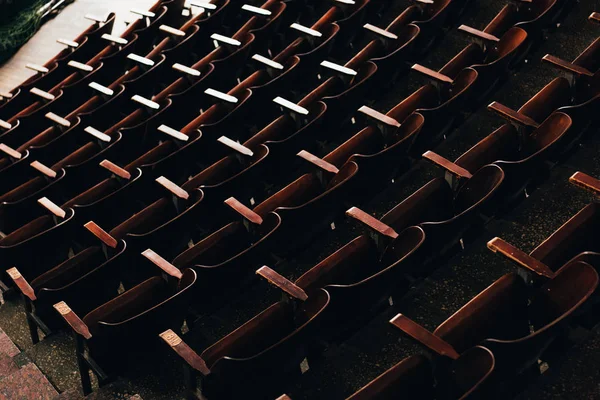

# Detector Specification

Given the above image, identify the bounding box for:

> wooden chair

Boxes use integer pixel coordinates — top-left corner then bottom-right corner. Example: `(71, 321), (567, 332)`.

(348, 164), (504, 267)
(391, 254), (597, 386)
(347, 348), (495, 400)
(0, 198), (76, 291)
(56, 255), (197, 394)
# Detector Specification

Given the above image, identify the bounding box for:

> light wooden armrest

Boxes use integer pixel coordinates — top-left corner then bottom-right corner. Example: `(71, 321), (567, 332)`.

(358, 106), (401, 128)
(57, 38), (79, 48)
(30, 161), (57, 178)
(487, 101), (540, 128)
(458, 25), (500, 43)
(158, 125), (189, 142)
(297, 150), (339, 174)
(189, 1), (217, 10)
(84, 221), (118, 248)
(99, 159), (131, 180)
(422, 151), (472, 179)
(205, 88), (238, 104)
(130, 8), (155, 18)
(210, 33), (241, 47)
(256, 266), (308, 301)
(159, 25), (185, 37)
(273, 97), (309, 115)
(7, 268), (36, 301)
(0, 119), (12, 130)
(569, 172), (600, 195)
(38, 197), (66, 218)
(26, 63), (49, 74)
(542, 55), (594, 77)
(290, 23), (322, 38)
(85, 14), (107, 23)
(276, 395), (292, 400)
(172, 63), (201, 77)
(45, 112), (71, 128)
(131, 94), (159, 110)
(156, 176), (189, 200)
(487, 237), (555, 279)
(590, 12), (600, 23)
(363, 23), (398, 40)
(241, 4), (272, 16)
(412, 64), (453, 84)
(218, 136), (253, 156)
(224, 197), (263, 225)
(101, 34), (128, 45)
(320, 60), (357, 76)
(89, 82), (114, 97)
(142, 249), (183, 279)
(0, 143), (22, 159)
(252, 54), (284, 70)
(54, 301), (92, 339)
(30, 87), (55, 101)
(68, 60), (93, 72)
(346, 207), (398, 239)
(160, 330), (210, 375)
(390, 314), (459, 359)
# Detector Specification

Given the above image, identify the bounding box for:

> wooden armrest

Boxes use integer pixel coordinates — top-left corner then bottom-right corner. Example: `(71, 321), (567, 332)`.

(290, 23), (322, 38)
(487, 101), (540, 128)
(130, 8), (155, 18)
(99, 159), (131, 180)
(30, 161), (57, 178)
(67, 60), (93, 72)
(85, 13), (107, 23)
(458, 25), (500, 43)
(30, 87), (55, 101)
(89, 82), (114, 96)
(569, 172), (600, 195)
(84, 221), (118, 248)
(204, 88), (238, 104)
(160, 330), (210, 375)
(172, 63), (201, 77)
(241, 4), (272, 16)
(156, 176), (189, 200)
(85, 126), (111, 142)
(411, 64), (453, 84)
(363, 23), (398, 40)
(159, 25), (185, 37)
(57, 38), (79, 48)
(26, 63), (49, 74)
(297, 150), (339, 174)
(45, 112), (71, 128)
(0, 91), (13, 99)
(127, 53), (154, 67)
(131, 94), (159, 110)
(0, 119), (12, 130)
(320, 60), (357, 76)
(54, 301), (92, 339)
(345, 207), (398, 239)
(390, 314), (459, 359)
(0, 143), (22, 159)
(189, 1), (217, 10)
(256, 266), (308, 301)
(101, 34), (128, 45)
(218, 136), (253, 156)
(487, 237), (555, 279)
(542, 55), (594, 77)
(224, 197), (263, 225)
(423, 151), (473, 178)
(357, 106), (400, 127)
(158, 125), (189, 142)
(276, 395), (292, 400)
(590, 12), (600, 23)
(142, 249), (183, 279)
(414, 0), (434, 3)
(210, 33), (241, 47)
(7, 268), (36, 301)
(38, 197), (66, 218)
(273, 96), (309, 115)
(252, 54), (284, 70)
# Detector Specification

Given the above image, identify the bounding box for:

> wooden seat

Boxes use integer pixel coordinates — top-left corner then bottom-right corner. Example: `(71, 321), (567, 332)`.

(57, 262), (197, 394)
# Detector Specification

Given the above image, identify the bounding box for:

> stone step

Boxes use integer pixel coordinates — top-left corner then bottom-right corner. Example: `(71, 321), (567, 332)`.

(0, 328), (19, 359)
(0, 354), (19, 381)
(0, 362), (58, 399)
